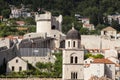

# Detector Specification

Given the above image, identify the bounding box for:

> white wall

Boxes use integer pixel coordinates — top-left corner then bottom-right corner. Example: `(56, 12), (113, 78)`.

(105, 64), (115, 80)
(0, 38), (10, 48)
(84, 63), (105, 80)
(81, 35), (120, 49)
(105, 49), (118, 58)
(22, 56), (55, 66)
(36, 21), (51, 34)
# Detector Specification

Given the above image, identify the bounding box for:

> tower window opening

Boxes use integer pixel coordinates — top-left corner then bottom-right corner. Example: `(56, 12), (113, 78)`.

(73, 41), (75, 47)
(75, 56), (78, 63)
(52, 25), (56, 29)
(71, 72), (77, 79)
(70, 56), (73, 63)
(68, 41), (70, 47)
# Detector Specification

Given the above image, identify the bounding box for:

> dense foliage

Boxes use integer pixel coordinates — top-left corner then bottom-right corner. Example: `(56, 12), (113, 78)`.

(1, 0), (120, 34)
(0, 17), (36, 37)
(84, 53), (104, 59)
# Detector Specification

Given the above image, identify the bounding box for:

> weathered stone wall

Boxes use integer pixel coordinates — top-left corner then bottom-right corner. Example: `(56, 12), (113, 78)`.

(81, 35), (120, 49)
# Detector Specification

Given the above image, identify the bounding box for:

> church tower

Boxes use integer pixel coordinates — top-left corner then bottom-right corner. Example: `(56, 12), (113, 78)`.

(62, 27), (84, 80)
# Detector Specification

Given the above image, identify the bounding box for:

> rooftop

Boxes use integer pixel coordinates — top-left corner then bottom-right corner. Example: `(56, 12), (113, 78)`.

(93, 59), (114, 64)
(102, 26), (116, 31)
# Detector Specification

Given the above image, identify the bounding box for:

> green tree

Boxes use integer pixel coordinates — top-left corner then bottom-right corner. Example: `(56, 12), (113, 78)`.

(53, 52), (62, 78)
(80, 28), (90, 35)
(1, 9), (10, 18)
(111, 19), (120, 31)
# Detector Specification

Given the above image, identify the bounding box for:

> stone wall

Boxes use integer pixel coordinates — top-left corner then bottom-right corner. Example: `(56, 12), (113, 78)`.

(81, 35), (120, 49)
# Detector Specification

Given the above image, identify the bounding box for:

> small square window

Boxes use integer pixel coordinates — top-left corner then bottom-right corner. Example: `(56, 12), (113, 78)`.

(16, 59), (18, 63)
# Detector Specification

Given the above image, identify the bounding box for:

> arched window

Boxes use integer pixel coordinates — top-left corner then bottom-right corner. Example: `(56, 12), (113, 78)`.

(73, 41), (75, 47)
(68, 41), (70, 47)
(70, 56), (73, 63)
(75, 72), (77, 79)
(73, 72), (76, 79)
(75, 56), (78, 63)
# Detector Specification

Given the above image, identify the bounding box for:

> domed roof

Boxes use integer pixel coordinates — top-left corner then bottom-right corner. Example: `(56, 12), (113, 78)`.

(66, 27), (81, 39)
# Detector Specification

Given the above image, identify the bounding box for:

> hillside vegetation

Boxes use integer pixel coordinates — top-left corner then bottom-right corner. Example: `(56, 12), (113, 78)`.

(1, 0), (120, 34)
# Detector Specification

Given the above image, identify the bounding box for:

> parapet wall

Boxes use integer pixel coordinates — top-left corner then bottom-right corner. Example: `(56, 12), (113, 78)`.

(35, 12), (51, 21)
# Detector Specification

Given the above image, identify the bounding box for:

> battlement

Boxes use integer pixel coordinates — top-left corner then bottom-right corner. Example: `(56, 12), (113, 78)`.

(35, 11), (52, 21)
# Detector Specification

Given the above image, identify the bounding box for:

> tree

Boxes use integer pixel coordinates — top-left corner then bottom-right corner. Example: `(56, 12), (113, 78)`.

(24, 17), (36, 25)
(84, 53), (104, 59)
(53, 52), (62, 78)
(80, 28), (90, 35)
(1, 9), (10, 18)
(111, 19), (120, 31)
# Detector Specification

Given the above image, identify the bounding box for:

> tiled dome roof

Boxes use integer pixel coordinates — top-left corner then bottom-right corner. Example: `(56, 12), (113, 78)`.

(66, 27), (81, 39)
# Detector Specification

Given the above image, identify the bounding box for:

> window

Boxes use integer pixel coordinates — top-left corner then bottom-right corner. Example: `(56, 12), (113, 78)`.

(52, 25), (56, 29)
(71, 72), (77, 79)
(73, 41), (75, 47)
(16, 59), (18, 63)
(19, 66), (22, 71)
(75, 57), (78, 63)
(109, 65), (111, 68)
(75, 72), (77, 79)
(78, 41), (80, 48)
(12, 66), (14, 71)
(68, 41), (70, 47)
(71, 72), (73, 79)
(70, 56), (73, 63)
(54, 35), (56, 37)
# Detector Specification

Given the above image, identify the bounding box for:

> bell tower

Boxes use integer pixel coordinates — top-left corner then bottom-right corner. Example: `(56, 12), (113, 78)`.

(62, 26), (84, 80)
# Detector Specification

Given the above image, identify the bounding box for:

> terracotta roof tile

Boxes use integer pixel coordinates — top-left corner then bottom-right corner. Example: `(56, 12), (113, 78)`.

(93, 59), (114, 64)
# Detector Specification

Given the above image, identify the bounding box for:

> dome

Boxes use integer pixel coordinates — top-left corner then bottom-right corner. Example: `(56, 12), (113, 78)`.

(66, 27), (81, 39)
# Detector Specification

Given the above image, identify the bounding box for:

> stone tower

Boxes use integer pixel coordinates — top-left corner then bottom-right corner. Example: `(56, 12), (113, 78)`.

(35, 11), (62, 35)
(62, 27), (84, 80)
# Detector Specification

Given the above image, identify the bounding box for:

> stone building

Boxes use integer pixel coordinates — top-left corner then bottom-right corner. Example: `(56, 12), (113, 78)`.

(35, 11), (65, 48)
(19, 36), (56, 65)
(84, 58), (116, 80)
(6, 56), (27, 73)
(108, 14), (120, 24)
(0, 38), (17, 66)
(101, 26), (117, 39)
(62, 27), (84, 80)
(10, 5), (31, 18)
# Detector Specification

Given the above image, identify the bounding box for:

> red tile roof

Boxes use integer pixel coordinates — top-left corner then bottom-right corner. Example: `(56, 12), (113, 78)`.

(93, 59), (114, 64)
(16, 21), (25, 25)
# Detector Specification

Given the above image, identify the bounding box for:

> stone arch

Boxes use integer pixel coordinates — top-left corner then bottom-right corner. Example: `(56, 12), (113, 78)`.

(70, 53), (78, 64)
